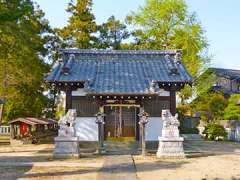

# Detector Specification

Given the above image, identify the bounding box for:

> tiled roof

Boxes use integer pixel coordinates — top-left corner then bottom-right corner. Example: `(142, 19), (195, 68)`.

(9, 117), (58, 125)
(211, 68), (240, 81)
(46, 49), (192, 94)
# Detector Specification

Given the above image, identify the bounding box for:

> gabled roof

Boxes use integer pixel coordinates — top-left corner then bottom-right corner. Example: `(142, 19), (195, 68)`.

(9, 118), (57, 125)
(46, 49), (192, 94)
(211, 68), (240, 81)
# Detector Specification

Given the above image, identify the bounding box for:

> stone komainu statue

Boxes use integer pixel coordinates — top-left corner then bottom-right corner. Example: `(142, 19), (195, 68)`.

(161, 109), (180, 138)
(58, 109), (77, 137)
(157, 109), (185, 158)
(53, 109), (80, 158)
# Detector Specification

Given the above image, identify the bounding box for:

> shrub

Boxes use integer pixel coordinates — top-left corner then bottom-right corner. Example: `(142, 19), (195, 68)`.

(203, 123), (227, 140)
(224, 94), (240, 120)
(180, 127), (199, 134)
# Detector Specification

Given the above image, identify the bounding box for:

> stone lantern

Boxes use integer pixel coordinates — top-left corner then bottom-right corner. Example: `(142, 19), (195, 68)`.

(138, 109), (149, 156)
(95, 112), (105, 154)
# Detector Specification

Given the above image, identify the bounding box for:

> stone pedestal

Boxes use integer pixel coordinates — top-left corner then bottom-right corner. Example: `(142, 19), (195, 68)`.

(157, 137), (185, 158)
(156, 109), (185, 158)
(53, 137), (80, 158)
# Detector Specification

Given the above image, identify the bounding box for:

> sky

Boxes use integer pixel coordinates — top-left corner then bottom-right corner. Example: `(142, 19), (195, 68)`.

(35, 0), (240, 70)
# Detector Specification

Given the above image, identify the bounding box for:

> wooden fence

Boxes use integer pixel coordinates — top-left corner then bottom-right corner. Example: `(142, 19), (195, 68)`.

(0, 126), (10, 135)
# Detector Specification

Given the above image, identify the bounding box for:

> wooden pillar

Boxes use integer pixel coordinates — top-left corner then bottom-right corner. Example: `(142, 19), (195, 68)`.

(170, 89), (176, 115)
(99, 106), (104, 147)
(10, 124), (14, 139)
(136, 107), (140, 141)
(65, 86), (72, 113)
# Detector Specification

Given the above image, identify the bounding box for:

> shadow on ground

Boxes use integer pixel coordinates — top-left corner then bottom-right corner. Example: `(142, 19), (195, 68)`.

(0, 166), (33, 180)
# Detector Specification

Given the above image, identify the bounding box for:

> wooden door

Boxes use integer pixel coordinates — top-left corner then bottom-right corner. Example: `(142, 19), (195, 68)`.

(104, 106), (137, 140)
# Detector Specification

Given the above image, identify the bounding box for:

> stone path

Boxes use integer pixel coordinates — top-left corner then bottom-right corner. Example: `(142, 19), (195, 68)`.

(0, 161), (103, 168)
(98, 155), (137, 180)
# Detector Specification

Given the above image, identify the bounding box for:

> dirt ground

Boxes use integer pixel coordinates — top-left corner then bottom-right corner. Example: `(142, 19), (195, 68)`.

(134, 141), (240, 180)
(0, 166), (98, 180)
(0, 144), (103, 180)
(0, 141), (240, 180)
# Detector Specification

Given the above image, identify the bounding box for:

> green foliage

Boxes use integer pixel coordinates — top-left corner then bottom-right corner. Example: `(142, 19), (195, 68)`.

(209, 93), (228, 119)
(195, 68), (218, 96)
(0, 0), (32, 23)
(224, 94), (240, 120)
(203, 123), (227, 140)
(55, 105), (65, 119)
(59, 0), (97, 48)
(180, 127), (199, 134)
(178, 85), (193, 104)
(97, 15), (130, 50)
(127, 0), (210, 103)
(177, 105), (200, 134)
(191, 93), (228, 122)
(127, 0), (209, 77)
(0, 0), (50, 121)
(177, 104), (192, 120)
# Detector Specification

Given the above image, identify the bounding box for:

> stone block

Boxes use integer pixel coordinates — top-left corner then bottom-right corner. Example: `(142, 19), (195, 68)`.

(157, 137), (185, 158)
(53, 137), (80, 158)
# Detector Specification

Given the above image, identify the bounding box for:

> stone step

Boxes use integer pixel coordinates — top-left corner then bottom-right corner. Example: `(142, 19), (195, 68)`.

(181, 134), (203, 141)
(104, 141), (139, 155)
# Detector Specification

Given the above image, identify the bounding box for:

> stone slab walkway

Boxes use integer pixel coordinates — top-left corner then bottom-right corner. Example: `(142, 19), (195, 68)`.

(98, 155), (137, 180)
(0, 161), (103, 168)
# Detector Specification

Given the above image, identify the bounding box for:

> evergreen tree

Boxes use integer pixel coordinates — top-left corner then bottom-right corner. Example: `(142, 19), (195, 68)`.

(59, 0), (97, 48)
(98, 15), (130, 50)
(0, 0), (50, 121)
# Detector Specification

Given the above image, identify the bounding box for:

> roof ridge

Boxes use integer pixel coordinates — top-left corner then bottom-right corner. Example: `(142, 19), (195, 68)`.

(211, 67), (240, 72)
(60, 48), (180, 55)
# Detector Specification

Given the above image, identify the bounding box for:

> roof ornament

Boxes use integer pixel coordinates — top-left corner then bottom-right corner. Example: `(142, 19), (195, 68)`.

(61, 54), (75, 75)
(149, 80), (160, 93)
(174, 51), (182, 64)
(84, 79), (94, 92)
(165, 54), (179, 75)
(69, 53), (75, 60)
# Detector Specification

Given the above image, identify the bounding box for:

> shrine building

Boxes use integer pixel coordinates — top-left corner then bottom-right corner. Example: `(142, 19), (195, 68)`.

(46, 49), (192, 141)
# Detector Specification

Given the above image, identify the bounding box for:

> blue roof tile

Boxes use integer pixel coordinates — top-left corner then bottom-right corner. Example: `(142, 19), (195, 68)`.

(46, 49), (192, 94)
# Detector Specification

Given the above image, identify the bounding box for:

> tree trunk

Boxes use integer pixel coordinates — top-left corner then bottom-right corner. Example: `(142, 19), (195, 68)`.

(0, 104), (3, 125)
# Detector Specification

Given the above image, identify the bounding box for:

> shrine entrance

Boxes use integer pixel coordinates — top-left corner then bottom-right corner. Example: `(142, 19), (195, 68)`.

(104, 105), (139, 141)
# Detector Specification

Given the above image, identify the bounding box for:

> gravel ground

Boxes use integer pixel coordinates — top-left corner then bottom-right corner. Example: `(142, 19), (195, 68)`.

(1, 141), (240, 180)
(0, 166), (99, 180)
(134, 141), (240, 180)
(0, 144), (103, 180)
